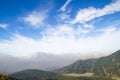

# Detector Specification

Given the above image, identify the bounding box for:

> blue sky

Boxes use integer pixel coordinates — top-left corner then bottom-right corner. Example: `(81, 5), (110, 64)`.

(0, 0), (120, 57)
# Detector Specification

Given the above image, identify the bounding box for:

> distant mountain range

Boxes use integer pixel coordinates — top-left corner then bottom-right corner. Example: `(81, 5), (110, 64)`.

(55, 50), (120, 77)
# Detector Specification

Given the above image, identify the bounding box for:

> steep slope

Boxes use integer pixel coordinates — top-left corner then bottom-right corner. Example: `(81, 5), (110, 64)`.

(10, 69), (59, 80)
(55, 59), (97, 73)
(93, 50), (120, 76)
(55, 50), (120, 77)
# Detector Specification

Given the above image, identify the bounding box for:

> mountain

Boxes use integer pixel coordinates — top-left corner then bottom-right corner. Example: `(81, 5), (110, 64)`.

(93, 50), (120, 76)
(54, 59), (96, 73)
(55, 50), (120, 77)
(10, 69), (59, 80)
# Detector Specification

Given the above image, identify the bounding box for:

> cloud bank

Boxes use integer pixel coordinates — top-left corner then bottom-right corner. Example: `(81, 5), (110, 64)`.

(0, 26), (120, 57)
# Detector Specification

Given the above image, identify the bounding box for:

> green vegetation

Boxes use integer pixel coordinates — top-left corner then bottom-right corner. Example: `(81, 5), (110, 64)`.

(45, 76), (116, 80)
(10, 69), (60, 80)
(59, 76), (116, 80)
(0, 74), (20, 80)
(55, 50), (120, 77)
(54, 59), (96, 73)
(9, 69), (117, 80)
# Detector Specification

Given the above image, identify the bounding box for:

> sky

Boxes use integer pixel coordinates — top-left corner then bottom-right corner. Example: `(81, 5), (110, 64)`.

(0, 0), (120, 57)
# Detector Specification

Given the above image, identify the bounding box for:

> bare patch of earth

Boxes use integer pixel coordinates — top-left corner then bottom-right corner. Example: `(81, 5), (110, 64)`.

(63, 73), (93, 77)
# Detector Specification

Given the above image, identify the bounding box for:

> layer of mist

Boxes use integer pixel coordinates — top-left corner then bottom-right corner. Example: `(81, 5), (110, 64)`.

(0, 52), (110, 74)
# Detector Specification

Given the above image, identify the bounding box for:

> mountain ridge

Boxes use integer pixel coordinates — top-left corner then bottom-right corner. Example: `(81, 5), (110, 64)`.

(10, 69), (59, 80)
(54, 50), (120, 77)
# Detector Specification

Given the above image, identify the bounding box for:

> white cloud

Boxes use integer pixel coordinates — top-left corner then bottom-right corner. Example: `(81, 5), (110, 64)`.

(42, 24), (92, 39)
(0, 25), (120, 57)
(58, 13), (70, 23)
(82, 23), (94, 29)
(57, 8), (72, 24)
(97, 26), (117, 34)
(59, 0), (72, 12)
(72, 0), (120, 24)
(23, 11), (47, 28)
(0, 24), (8, 29)
(42, 24), (74, 39)
(75, 26), (91, 35)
